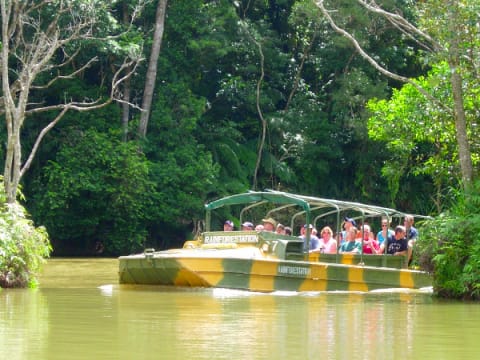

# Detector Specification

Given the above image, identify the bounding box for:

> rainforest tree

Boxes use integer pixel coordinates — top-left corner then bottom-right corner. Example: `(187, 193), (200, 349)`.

(0, 0), (145, 203)
(30, 128), (156, 255)
(367, 63), (479, 212)
(315, 0), (479, 188)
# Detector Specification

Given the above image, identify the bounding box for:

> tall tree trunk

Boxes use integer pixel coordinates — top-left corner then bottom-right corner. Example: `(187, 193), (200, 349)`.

(448, 4), (473, 186)
(138, 0), (168, 138)
(121, 2), (132, 142)
(4, 129), (22, 204)
(450, 63), (473, 185)
(2, 0), (24, 203)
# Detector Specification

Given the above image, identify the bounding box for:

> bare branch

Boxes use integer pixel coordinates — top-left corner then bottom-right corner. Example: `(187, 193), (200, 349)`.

(385, 17), (436, 53)
(31, 57), (99, 90)
(20, 107), (70, 177)
(111, 58), (143, 95)
(25, 100), (102, 115)
(315, 0), (453, 114)
(25, 56), (143, 116)
(111, 58), (145, 112)
(357, 0), (444, 52)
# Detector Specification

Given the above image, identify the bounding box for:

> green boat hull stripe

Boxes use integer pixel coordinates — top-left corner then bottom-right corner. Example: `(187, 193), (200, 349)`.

(218, 258), (254, 289)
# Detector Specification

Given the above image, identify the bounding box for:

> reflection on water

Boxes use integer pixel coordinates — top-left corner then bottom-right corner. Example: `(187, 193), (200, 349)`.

(0, 258), (479, 360)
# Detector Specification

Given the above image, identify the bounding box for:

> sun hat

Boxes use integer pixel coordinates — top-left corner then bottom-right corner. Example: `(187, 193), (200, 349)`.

(262, 217), (277, 227)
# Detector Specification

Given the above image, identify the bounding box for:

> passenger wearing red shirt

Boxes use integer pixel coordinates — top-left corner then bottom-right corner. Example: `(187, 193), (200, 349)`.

(360, 224), (379, 254)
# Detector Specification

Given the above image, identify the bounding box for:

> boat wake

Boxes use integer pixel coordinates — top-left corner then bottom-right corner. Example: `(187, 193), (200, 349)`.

(369, 286), (433, 294)
(98, 284), (115, 296)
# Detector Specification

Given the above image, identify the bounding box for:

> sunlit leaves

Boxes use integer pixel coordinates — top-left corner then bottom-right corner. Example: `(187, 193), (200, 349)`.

(0, 178), (51, 288)
(367, 62), (474, 204)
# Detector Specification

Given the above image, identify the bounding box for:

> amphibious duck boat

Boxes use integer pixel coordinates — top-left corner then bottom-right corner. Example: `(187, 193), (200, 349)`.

(118, 190), (432, 292)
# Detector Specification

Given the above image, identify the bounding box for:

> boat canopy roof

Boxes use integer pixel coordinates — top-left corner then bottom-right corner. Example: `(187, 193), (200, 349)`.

(206, 191), (311, 213)
(206, 190), (412, 216)
(205, 190), (429, 232)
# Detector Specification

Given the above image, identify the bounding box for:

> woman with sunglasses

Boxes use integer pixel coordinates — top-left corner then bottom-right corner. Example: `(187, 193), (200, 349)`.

(376, 218), (394, 246)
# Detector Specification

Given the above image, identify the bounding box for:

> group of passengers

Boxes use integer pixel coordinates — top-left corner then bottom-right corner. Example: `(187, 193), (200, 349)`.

(338, 216), (418, 262)
(224, 218), (293, 235)
(223, 215), (418, 261)
(298, 224), (337, 254)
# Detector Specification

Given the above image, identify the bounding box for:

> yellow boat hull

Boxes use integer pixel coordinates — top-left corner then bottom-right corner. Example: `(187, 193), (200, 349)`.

(118, 249), (432, 292)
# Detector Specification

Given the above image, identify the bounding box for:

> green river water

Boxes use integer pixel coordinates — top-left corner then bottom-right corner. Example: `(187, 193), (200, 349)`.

(1, 258), (479, 360)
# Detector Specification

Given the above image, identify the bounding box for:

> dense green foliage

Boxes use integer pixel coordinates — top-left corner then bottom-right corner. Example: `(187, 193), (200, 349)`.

(10, 0), (425, 255)
(1, 1), (479, 296)
(30, 129), (155, 255)
(0, 178), (51, 288)
(417, 182), (480, 300)
(367, 63), (464, 211)
(0, 1), (460, 248)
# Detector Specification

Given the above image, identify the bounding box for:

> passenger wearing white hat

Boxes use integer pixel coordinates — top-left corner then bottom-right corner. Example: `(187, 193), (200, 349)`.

(241, 221), (254, 231)
(223, 220), (234, 231)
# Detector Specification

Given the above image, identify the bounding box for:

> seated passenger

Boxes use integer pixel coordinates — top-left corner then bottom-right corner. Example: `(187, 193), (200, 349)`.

(262, 217), (277, 232)
(340, 217), (357, 244)
(255, 224), (264, 232)
(241, 221), (254, 231)
(376, 218), (394, 246)
(224, 220), (234, 231)
(404, 215), (418, 264)
(299, 224), (320, 252)
(339, 228), (361, 253)
(378, 225), (408, 256)
(284, 226), (292, 236)
(404, 215), (419, 241)
(276, 223), (286, 235)
(360, 224), (379, 254)
(318, 226), (337, 254)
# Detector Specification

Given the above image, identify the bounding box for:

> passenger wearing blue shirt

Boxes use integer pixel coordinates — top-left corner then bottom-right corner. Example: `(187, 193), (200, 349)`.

(376, 218), (394, 245)
(339, 228), (362, 254)
(299, 224), (320, 252)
